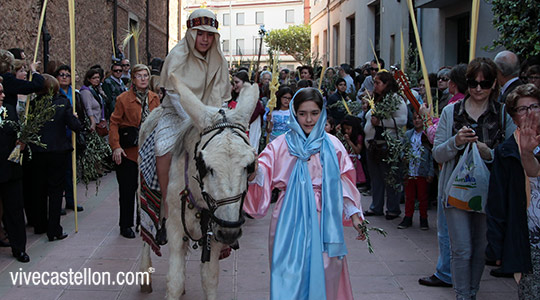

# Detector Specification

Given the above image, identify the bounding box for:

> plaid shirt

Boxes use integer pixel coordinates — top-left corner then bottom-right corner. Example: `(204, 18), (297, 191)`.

(452, 97), (505, 149)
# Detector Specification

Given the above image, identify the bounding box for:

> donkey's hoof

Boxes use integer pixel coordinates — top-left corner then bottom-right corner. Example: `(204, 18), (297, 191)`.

(140, 283), (153, 293)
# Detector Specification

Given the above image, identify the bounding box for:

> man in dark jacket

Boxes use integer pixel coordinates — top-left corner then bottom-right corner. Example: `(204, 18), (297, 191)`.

(495, 50), (524, 104)
(0, 79), (29, 262)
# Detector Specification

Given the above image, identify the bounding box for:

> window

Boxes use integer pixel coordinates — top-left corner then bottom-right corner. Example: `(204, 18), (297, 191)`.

(236, 13), (245, 25)
(347, 16), (355, 67)
(254, 37), (263, 53)
(236, 39), (244, 55)
(285, 10), (294, 23)
(222, 40), (230, 53)
(333, 24), (340, 66)
(256, 11), (264, 24)
(223, 13), (230, 26)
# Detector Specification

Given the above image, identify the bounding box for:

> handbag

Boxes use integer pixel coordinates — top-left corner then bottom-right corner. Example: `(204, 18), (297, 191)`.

(367, 117), (397, 161)
(96, 119), (109, 137)
(119, 126), (139, 148)
(445, 143), (490, 213)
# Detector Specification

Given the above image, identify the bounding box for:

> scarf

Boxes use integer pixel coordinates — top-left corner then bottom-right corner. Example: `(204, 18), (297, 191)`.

(270, 89), (346, 300)
(134, 88), (150, 124)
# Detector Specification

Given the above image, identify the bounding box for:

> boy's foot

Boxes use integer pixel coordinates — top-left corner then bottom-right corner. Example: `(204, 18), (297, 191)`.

(420, 217), (429, 230)
(397, 216), (412, 229)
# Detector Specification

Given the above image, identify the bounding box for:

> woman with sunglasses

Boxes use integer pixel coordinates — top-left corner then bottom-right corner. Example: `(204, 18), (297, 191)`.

(433, 57), (516, 300)
(487, 84), (540, 300)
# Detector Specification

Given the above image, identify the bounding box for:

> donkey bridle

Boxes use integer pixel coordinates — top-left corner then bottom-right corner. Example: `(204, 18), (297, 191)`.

(180, 109), (250, 262)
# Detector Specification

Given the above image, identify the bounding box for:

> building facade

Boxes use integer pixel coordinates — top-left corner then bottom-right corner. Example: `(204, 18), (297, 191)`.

(182, 0), (307, 70)
(1, 0), (180, 78)
(310, 0), (501, 72)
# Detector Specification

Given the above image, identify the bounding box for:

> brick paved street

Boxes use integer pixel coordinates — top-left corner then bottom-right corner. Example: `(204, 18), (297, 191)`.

(0, 172), (517, 300)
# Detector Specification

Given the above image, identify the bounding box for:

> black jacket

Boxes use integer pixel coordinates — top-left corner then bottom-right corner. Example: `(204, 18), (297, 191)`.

(486, 134), (533, 273)
(29, 93), (82, 153)
(0, 104), (23, 183)
(1, 72), (45, 107)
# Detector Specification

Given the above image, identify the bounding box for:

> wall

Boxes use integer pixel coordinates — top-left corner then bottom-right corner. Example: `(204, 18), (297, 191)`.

(0, 0), (171, 81)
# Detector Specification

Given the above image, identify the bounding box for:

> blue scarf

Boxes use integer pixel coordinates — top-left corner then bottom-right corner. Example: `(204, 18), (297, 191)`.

(270, 89), (347, 300)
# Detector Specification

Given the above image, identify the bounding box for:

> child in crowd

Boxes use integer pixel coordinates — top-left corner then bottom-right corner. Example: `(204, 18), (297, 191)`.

(340, 115), (366, 188)
(325, 115), (337, 135)
(398, 111), (434, 230)
(267, 86), (293, 142)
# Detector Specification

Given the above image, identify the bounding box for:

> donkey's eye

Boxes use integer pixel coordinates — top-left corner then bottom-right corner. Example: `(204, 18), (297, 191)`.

(208, 168), (214, 176)
(246, 162), (256, 174)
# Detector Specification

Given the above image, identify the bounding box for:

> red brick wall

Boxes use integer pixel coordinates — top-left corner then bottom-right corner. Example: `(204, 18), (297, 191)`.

(0, 0), (169, 83)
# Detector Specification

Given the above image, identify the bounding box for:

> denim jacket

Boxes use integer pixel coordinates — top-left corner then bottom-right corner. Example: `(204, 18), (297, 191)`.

(405, 128), (435, 178)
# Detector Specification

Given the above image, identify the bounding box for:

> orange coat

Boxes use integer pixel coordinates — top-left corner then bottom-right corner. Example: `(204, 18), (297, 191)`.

(109, 89), (160, 162)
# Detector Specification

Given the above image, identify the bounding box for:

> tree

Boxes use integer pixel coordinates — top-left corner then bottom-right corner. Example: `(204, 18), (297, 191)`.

(489, 0), (540, 59)
(265, 24), (311, 65)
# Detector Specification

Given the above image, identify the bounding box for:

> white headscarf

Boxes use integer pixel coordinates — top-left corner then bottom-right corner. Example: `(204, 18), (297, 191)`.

(160, 8), (230, 107)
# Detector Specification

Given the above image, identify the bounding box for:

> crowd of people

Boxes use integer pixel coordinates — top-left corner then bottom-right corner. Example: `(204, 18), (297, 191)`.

(0, 7), (540, 300)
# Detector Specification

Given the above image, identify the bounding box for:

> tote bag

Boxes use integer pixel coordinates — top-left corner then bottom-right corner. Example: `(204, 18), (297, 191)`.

(445, 142), (490, 213)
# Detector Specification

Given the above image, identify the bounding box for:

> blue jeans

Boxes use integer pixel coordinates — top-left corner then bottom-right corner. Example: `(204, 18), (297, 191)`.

(445, 208), (486, 300)
(434, 199), (452, 284)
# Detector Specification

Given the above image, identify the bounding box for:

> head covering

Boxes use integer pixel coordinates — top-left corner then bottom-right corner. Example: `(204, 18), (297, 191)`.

(270, 88), (346, 299)
(160, 8), (230, 107)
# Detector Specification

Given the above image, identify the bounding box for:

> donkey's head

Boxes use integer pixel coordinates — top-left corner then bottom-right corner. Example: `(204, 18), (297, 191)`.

(171, 75), (258, 245)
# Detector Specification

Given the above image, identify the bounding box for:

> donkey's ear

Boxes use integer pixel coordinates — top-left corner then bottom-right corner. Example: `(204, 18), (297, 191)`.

(170, 73), (216, 129)
(230, 82), (259, 126)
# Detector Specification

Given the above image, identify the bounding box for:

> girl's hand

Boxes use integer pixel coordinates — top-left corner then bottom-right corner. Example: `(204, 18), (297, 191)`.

(344, 134), (350, 142)
(351, 214), (366, 241)
(248, 160), (258, 182)
(476, 141), (492, 160)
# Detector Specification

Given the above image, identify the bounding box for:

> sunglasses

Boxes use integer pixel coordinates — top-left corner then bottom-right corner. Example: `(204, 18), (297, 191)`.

(112, 69), (123, 73)
(58, 73), (71, 78)
(371, 67), (379, 72)
(438, 77), (449, 81)
(467, 79), (493, 89)
(121, 64), (130, 67)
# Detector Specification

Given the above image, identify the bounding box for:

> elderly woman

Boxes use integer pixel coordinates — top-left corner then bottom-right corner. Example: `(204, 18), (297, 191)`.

(433, 57), (516, 300)
(109, 64), (160, 239)
(487, 84), (540, 299)
(29, 74), (82, 242)
(363, 71), (408, 219)
(150, 9), (231, 235)
(0, 50), (43, 108)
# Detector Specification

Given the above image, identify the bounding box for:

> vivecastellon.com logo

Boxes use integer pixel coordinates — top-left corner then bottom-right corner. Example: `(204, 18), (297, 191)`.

(10, 267), (154, 286)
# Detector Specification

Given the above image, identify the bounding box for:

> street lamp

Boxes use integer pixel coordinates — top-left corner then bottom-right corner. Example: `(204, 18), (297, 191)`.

(256, 24), (267, 73)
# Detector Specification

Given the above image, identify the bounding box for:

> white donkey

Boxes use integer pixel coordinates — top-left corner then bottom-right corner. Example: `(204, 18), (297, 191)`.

(139, 75), (259, 300)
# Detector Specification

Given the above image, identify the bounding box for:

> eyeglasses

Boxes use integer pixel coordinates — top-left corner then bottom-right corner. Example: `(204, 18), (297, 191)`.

(121, 64), (130, 67)
(135, 74), (149, 80)
(514, 103), (540, 115)
(112, 69), (123, 73)
(529, 76), (540, 81)
(467, 79), (493, 89)
(438, 77), (449, 81)
(58, 73), (71, 78)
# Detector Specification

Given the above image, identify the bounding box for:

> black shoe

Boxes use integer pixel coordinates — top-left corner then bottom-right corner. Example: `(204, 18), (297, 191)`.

(156, 218), (167, 245)
(364, 210), (383, 217)
(420, 218), (429, 230)
(0, 238), (10, 247)
(66, 205), (84, 212)
(485, 259), (498, 266)
(397, 216), (412, 229)
(48, 233), (68, 241)
(60, 209), (67, 216)
(12, 251), (30, 263)
(490, 267), (513, 278)
(418, 275), (452, 287)
(120, 227), (136, 239)
(385, 213), (400, 220)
